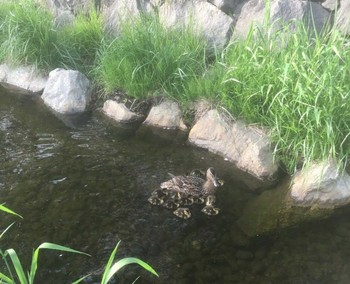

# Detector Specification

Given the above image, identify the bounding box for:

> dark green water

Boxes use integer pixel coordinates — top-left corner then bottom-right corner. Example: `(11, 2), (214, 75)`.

(1, 87), (350, 284)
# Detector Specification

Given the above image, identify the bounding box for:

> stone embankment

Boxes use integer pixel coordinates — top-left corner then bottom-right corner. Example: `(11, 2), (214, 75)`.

(2, 0), (350, 236)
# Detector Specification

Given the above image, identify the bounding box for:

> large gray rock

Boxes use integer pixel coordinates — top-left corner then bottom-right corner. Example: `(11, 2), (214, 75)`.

(232, 0), (330, 39)
(207, 0), (245, 15)
(290, 160), (350, 208)
(336, 0), (350, 35)
(0, 64), (48, 94)
(159, 0), (234, 50)
(103, 0), (153, 35)
(102, 100), (144, 122)
(41, 68), (91, 114)
(188, 109), (278, 179)
(143, 100), (187, 130)
(321, 0), (339, 11)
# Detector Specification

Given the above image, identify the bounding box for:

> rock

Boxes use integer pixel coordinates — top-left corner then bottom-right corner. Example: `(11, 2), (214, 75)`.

(0, 64), (48, 94)
(143, 100), (187, 130)
(336, 0), (350, 35)
(103, 0), (153, 36)
(290, 160), (350, 208)
(159, 0), (234, 50)
(321, 0), (339, 11)
(102, 100), (144, 123)
(232, 0), (330, 39)
(188, 109), (278, 180)
(237, 180), (332, 237)
(41, 68), (91, 114)
(207, 0), (246, 15)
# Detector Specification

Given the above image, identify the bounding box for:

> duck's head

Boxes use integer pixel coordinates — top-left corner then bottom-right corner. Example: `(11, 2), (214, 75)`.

(206, 167), (221, 187)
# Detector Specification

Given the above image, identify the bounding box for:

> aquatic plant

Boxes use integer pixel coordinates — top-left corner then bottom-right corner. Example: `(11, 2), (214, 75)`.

(0, 205), (158, 283)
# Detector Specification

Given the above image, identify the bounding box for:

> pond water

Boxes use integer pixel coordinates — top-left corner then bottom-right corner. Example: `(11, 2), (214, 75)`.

(1, 86), (350, 284)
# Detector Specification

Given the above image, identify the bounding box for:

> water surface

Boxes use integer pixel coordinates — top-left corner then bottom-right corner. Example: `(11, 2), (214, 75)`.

(1, 87), (350, 284)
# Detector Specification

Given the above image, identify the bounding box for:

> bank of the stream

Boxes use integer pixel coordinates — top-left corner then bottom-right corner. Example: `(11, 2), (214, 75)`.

(1, 0), (350, 172)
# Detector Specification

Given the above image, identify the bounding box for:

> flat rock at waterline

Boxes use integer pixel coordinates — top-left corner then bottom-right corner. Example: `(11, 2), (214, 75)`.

(290, 160), (350, 208)
(143, 100), (187, 130)
(188, 109), (278, 180)
(102, 100), (144, 123)
(41, 68), (91, 114)
(0, 64), (48, 94)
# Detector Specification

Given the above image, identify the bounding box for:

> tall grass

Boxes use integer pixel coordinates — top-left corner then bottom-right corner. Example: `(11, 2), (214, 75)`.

(95, 14), (208, 98)
(187, 23), (350, 172)
(0, 0), (59, 68)
(0, 0), (104, 73)
(57, 8), (105, 74)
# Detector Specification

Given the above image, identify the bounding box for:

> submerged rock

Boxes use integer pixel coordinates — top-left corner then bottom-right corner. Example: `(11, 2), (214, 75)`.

(237, 180), (332, 237)
(143, 100), (187, 130)
(102, 100), (144, 123)
(188, 109), (278, 180)
(290, 160), (350, 208)
(0, 64), (48, 94)
(41, 68), (91, 114)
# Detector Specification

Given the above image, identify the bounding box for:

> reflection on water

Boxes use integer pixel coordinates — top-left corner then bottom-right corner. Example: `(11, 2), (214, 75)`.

(1, 87), (350, 284)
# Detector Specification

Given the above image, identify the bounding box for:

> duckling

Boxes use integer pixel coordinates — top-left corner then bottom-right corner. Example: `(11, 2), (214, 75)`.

(163, 200), (180, 209)
(193, 194), (205, 204)
(173, 207), (191, 219)
(181, 195), (194, 206)
(148, 196), (164, 206)
(201, 195), (220, 216)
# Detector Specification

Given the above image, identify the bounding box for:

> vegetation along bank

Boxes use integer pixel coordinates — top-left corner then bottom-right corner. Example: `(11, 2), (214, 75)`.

(1, 0), (350, 177)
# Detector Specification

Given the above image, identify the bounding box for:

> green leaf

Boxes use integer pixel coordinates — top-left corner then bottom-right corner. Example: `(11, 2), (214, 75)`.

(29, 242), (90, 283)
(0, 204), (23, 219)
(71, 274), (90, 284)
(105, 257), (159, 283)
(5, 249), (28, 284)
(101, 240), (121, 284)
(0, 222), (16, 239)
(0, 272), (14, 284)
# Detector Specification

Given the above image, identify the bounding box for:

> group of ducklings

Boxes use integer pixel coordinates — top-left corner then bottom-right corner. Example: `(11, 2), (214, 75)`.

(148, 167), (223, 219)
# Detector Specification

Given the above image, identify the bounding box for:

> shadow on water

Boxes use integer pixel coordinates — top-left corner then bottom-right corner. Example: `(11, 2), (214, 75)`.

(2, 86), (350, 283)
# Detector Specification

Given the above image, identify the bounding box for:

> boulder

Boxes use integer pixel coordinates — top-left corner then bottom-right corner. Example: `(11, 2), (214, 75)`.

(232, 0), (330, 39)
(290, 160), (350, 208)
(207, 0), (246, 15)
(143, 100), (187, 130)
(159, 0), (234, 50)
(102, 100), (144, 123)
(0, 64), (48, 94)
(237, 180), (332, 237)
(103, 0), (153, 35)
(188, 109), (278, 180)
(41, 68), (91, 114)
(321, 0), (339, 11)
(336, 0), (350, 35)
(238, 159), (350, 237)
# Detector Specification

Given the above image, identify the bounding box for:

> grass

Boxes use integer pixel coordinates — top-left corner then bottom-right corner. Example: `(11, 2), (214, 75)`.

(94, 14), (208, 98)
(1, 0), (350, 174)
(188, 23), (350, 172)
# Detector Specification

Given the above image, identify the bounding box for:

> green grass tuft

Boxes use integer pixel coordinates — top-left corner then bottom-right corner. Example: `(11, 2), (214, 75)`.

(94, 14), (208, 98)
(189, 23), (350, 172)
